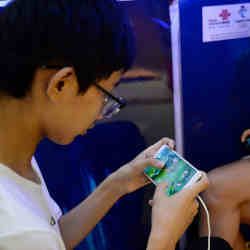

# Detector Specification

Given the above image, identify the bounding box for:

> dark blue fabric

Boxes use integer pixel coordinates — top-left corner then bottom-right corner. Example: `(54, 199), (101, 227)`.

(35, 121), (148, 250)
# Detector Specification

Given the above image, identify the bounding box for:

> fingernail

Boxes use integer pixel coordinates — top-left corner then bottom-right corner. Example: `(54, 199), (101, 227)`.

(155, 159), (164, 167)
(160, 161), (165, 167)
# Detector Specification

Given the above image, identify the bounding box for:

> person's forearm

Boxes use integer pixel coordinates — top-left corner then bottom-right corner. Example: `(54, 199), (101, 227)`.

(58, 173), (124, 250)
(147, 232), (177, 250)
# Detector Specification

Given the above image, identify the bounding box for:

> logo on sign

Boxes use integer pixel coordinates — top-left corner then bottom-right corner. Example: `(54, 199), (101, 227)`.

(239, 5), (247, 18)
(219, 9), (231, 20)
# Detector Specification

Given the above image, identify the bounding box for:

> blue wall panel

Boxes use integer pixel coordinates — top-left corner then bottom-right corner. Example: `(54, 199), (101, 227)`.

(176, 0), (250, 171)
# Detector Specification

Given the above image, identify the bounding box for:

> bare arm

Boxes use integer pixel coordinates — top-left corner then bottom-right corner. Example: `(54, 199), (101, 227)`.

(147, 234), (176, 250)
(58, 174), (123, 250)
(57, 138), (208, 250)
(58, 138), (174, 249)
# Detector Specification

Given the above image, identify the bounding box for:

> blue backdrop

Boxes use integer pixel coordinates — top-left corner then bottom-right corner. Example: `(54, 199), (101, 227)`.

(172, 0), (250, 171)
(171, 0), (250, 247)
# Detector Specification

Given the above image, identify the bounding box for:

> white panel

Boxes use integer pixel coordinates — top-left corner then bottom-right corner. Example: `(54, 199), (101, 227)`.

(170, 1), (185, 156)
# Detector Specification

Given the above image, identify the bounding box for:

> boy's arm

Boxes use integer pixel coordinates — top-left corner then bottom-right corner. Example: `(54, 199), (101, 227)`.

(58, 138), (175, 250)
(58, 174), (123, 250)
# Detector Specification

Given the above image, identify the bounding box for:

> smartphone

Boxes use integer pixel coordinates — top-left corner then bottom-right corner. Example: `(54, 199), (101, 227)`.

(144, 145), (202, 196)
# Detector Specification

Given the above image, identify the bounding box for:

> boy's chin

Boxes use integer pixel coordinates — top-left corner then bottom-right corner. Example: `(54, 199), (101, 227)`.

(48, 135), (77, 146)
(49, 128), (91, 145)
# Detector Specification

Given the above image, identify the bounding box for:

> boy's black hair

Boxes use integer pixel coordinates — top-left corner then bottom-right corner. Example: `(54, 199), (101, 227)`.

(0, 0), (136, 98)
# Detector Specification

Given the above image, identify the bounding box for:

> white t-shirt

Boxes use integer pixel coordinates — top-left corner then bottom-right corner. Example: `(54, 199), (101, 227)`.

(0, 157), (66, 250)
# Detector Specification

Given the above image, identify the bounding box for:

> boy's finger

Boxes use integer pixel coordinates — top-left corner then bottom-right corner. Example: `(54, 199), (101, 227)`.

(143, 159), (165, 170)
(154, 181), (169, 199)
(183, 172), (209, 198)
(148, 138), (175, 154)
(148, 200), (153, 206)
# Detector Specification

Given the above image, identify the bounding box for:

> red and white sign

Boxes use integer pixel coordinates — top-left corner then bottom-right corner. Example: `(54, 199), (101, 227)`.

(203, 3), (250, 42)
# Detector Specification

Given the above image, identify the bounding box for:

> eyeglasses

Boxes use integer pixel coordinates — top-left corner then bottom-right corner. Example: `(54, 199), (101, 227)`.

(93, 83), (126, 118)
(41, 65), (127, 119)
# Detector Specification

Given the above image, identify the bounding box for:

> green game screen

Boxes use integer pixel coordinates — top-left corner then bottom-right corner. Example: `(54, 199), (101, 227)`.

(144, 146), (197, 196)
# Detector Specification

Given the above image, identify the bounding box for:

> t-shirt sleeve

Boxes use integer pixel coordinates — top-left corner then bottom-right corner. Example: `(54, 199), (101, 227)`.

(0, 230), (65, 250)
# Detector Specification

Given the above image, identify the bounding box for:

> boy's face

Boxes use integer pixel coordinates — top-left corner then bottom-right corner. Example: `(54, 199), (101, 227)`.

(33, 68), (123, 145)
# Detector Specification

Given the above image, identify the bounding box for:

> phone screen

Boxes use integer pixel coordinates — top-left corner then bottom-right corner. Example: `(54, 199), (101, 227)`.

(144, 146), (198, 196)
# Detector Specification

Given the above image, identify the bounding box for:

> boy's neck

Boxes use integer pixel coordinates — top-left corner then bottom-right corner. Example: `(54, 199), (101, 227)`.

(0, 97), (42, 183)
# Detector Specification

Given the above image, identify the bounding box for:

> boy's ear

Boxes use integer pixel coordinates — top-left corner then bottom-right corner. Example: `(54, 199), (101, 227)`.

(46, 67), (77, 102)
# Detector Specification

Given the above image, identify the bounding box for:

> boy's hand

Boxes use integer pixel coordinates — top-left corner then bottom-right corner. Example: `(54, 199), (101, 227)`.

(241, 129), (250, 143)
(111, 138), (175, 195)
(148, 173), (209, 250)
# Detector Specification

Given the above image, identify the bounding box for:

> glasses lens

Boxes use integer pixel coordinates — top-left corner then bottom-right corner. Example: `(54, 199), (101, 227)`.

(102, 99), (120, 118)
(102, 97), (126, 118)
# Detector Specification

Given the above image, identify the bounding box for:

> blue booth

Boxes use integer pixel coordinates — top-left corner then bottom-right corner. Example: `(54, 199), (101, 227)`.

(171, 0), (250, 170)
(170, 0), (250, 247)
